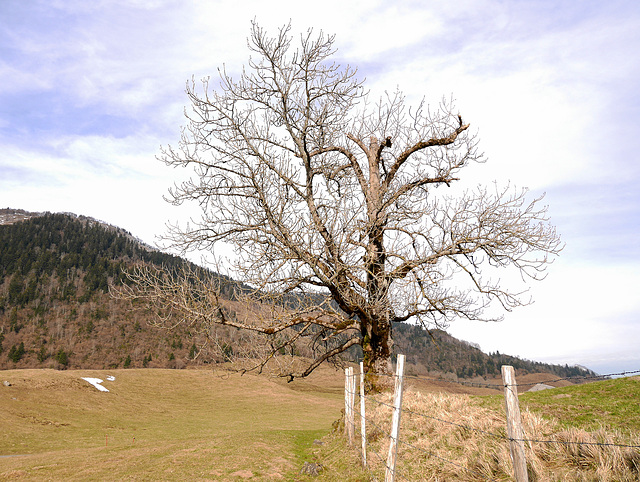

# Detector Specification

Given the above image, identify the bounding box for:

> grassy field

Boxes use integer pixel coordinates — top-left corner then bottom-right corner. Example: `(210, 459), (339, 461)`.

(520, 375), (640, 433)
(0, 366), (345, 481)
(3, 367), (640, 481)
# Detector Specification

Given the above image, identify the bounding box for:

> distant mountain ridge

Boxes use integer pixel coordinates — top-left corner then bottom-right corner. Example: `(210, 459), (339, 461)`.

(0, 207), (156, 251)
(0, 207), (44, 225)
(0, 208), (596, 381)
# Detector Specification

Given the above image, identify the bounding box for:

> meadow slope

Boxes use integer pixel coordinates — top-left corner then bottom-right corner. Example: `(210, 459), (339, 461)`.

(0, 366), (344, 480)
(4, 366), (639, 481)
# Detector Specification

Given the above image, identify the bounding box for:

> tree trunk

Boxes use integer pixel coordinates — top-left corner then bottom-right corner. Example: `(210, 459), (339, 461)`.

(362, 316), (393, 393)
(359, 137), (395, 392)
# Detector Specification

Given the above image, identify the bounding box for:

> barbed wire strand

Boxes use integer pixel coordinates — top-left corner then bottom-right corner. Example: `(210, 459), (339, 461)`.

(355, 410), (411, 482)
(355, 383), (509, 448)
(351, 377), (640, 454)
(364, 441), (390, 482)
(395, 436), (497, 482)
(348, 386), (384, 479)
(354, 413), (395, 482)
(351, 406), (393, 467)
(344, 366), (640, 480)
(362, 367), (640, 390)
(357, 414), (384, 482)
(357, 399), (494, 481)
(361, 393), (508, 441)
(355, 400), (490, 482)
(359, 390), (640, 450)
(346, 421), (381, 482)
(510, 437), (640, 450)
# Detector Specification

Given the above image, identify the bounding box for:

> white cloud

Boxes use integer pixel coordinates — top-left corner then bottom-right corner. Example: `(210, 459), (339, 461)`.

(1, 0), (640, 373)
(448, 259), (640, 370)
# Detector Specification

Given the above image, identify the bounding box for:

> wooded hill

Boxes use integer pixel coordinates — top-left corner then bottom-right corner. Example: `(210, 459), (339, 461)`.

(392, 323), (596, 379)
(0, 209), (197, 370)
(0, 209), (595, 380)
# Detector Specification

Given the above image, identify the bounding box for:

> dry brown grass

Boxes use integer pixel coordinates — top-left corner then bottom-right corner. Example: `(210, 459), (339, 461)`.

(0, 366), (345, 480)
(3, 364), (639, 481)
(321, 387), (640, 481)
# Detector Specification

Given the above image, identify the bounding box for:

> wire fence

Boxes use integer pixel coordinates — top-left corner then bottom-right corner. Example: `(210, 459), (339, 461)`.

(351, 385), (495, 481)
(401, 368), (640, 390)
(343, 356), (640, 481)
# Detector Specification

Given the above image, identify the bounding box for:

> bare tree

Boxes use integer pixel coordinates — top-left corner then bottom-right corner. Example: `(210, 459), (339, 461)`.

(120, 22), (562, 387)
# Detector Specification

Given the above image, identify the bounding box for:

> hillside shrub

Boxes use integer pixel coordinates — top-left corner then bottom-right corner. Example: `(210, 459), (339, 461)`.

(55, 348), (70, 368)
(7, 342), (25, 363)
(37, 345), (48, 362)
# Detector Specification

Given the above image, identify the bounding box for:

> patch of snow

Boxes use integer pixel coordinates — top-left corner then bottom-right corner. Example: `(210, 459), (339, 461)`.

(527, 383), (555, 393)
(106, 375), (115, 381)
(82, 377), (109, 392)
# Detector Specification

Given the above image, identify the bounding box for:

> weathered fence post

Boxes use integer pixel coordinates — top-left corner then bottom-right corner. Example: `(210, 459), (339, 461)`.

(350, 366), (356, 446)
(385, 354), (405, 482)
(345, 366), (355, 446)
(502, 365), (529, 482)
(344, 367), (350, 439)
(360, 361), (367, 467)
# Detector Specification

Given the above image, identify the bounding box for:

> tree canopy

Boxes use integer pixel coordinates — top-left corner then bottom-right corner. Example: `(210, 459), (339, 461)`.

(122, 22), (562, 387)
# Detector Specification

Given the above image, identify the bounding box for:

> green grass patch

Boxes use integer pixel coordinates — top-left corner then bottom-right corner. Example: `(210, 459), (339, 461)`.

(519, 376), (640, 433)
(309, 430), (370, 482)
(473, 376), (640, 435)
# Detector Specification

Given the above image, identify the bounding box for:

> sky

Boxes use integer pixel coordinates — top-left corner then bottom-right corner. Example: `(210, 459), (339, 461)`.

(1, 0), (639, 375)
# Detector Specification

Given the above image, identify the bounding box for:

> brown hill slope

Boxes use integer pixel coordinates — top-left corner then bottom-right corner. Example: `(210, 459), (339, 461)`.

(0, 210), (220, 370)
(0, 209), (596, 382)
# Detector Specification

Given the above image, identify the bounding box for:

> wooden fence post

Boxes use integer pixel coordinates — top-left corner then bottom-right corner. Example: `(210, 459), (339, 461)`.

(344, 367), (350, 439)
(345, 366), (355, 446)
(360, 361), (367, 467)
(350, 366), (356, 446)
(502, 365), (529, 482)
(385, 354), (405, 482)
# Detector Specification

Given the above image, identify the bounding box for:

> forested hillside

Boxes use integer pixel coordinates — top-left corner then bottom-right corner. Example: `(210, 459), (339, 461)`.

(0, 211), (182, 302)
(0, 209), (595, 380)
(0, 210), (203, 369)
(392, 322), (596, 379)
